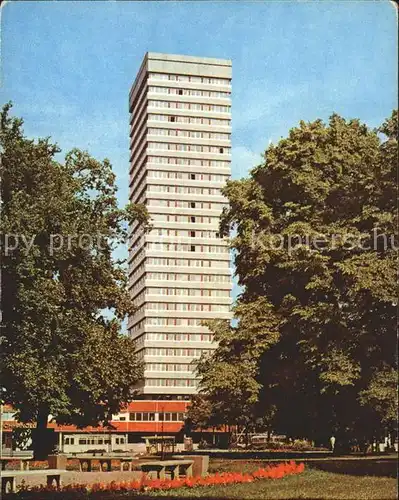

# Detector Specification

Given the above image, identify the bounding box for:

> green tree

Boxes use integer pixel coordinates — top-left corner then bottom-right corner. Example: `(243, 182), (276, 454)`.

(193, 301), (279, 444)
(0, 104), (147, 458)
(184, 395), (214, 434)
(201, 111), (397, 448)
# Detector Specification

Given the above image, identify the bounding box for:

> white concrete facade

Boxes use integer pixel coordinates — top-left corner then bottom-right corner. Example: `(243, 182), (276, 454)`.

(128, 53), (232, 396)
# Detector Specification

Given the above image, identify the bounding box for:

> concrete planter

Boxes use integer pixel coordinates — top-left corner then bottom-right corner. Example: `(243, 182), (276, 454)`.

(47, 454), (68, 470)
(173, 454), (209, 477)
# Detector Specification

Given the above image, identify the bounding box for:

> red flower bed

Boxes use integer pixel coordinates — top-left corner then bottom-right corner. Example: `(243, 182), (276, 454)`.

(24, 461), (304, 496)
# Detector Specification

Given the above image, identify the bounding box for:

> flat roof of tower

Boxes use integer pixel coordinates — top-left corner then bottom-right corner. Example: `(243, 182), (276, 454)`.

(146, 52), (232, 67)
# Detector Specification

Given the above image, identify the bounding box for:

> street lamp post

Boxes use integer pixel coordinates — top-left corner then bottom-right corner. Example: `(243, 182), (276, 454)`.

(161, 405), (165, 460)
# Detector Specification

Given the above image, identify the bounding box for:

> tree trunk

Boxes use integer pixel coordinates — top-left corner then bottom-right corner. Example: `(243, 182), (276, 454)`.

(32, 406), (51, 460)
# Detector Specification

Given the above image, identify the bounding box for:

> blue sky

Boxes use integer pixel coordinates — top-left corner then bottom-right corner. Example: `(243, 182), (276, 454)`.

(1, 0), (397, 304)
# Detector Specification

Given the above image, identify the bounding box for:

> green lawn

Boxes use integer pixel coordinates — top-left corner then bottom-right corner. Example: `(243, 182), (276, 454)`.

(7, 458), (398, 500)
(150, 468), (397, 500)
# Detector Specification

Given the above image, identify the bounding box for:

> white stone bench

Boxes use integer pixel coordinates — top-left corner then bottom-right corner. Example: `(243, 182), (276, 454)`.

(74, 455), (137, 472)
(139, 459), (194, 480)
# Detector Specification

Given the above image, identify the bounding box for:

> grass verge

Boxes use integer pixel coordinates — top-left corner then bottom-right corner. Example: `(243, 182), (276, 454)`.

(150, 468), (397, 500)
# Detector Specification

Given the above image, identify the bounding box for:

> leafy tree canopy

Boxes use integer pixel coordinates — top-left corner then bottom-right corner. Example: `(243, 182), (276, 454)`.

(195, 111), (397, 447)
(0, 104), (147, 456)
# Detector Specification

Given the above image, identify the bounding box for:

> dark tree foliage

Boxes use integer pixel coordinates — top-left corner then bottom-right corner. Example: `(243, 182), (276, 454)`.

(0, 104), (147, 457)
(194, 111), (397, 449)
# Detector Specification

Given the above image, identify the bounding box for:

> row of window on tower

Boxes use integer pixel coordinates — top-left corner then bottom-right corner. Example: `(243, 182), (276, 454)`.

(148, 142), (230, 154)
(146, 379), (197, 388)
(147, 128), (230, 140)
(129, 317), (224, 334)
(155, 214), (217, 223)
(153, 288), (228, 297)
(129, 235), (228, 260)
(133, 288), (230, 300)
(130, 273), (230, 288)
(140, 241), (224, 261)
(145, 363), (195, 373)
(147, 185), (224, 195)
(132, 317), (220, 327)
(130, 162), (228, 190)
(144, 332), (213, 342)
(146, 156), (229, 168)
(131, 136), (231, 164)
(148, 73), (230, 86)
(147, 172), (229, 183)
(128, 266), (229, 286)
(148, 100), (230, 114)
(145, 257), (230, 268)
(147, 114), (230, 127)
(145, 242), (228, 253)
(136, 346), (212, 358)
(147, 273), (230, 283)
(133, 334), (214, 350)
(142, 303), (230, 312)
(152, 229), (221, 239)
(148, 86), (230, 99)
(128, 253), (229, 277)
(131, 93), (231, 128)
